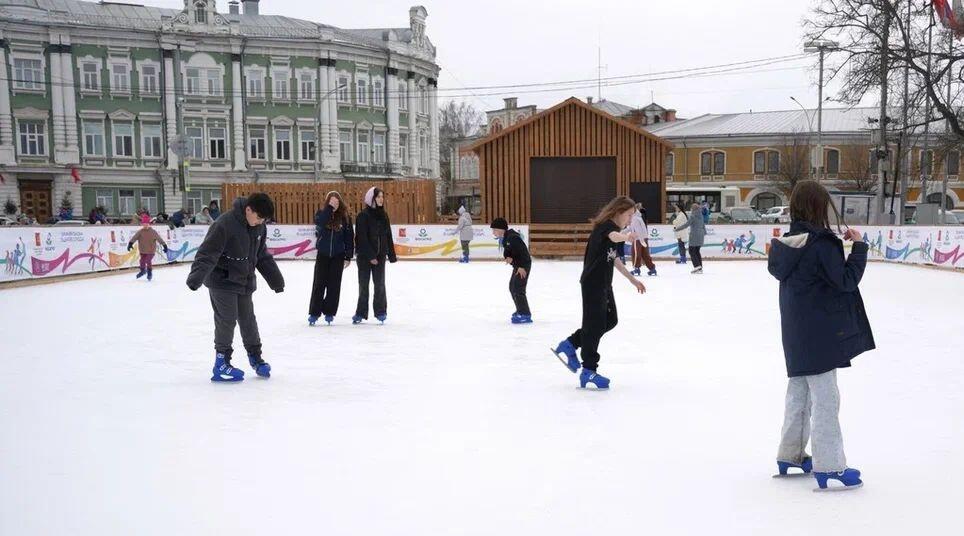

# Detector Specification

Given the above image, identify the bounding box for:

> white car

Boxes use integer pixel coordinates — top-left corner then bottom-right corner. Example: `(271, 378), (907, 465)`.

(761, 206), (791, 223)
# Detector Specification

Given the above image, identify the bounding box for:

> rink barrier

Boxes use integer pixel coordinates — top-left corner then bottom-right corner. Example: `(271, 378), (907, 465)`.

(1, 224), (961, 283)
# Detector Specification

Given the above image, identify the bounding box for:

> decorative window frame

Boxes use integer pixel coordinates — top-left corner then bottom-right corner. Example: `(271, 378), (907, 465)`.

(136, 59), (162, 98)
(10, 50), (46, 96)
(417, 79), (429, 116)
(372, 127), (387, 164)
(295, 67), (317, 104)
(76, 55), (103, 96)
(296, 118), (317, 163)
(823, 146), (841, 178)
(245, 65), (267, 100)
(181, 53), (225, 99)
(140, 121), (164, 161)
(397, 82), (408, 111)
(699, 149), (727, 181)
(372, 76), (386, 109)
(752, 148), (781, 179)
(355, 71), (371, 107)
(336, 71), (352, 105)
(664, 151), (675, 179)
(270, 62), (291, 103)
(108, 109), (137, 160)
(247, 118), (269, 161)
(107, 52), (133, 97)
(271, 116), (295, 162)
(81, 118), (106, 157)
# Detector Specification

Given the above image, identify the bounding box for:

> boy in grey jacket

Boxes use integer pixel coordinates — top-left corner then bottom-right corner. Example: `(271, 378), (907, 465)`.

(455, 206), (474, 263)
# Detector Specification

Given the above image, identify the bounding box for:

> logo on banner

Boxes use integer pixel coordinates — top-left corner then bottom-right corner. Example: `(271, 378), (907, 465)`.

(419, 228), (428, 238)
(273, 228), (282, 238)
(399, 228), (407, 238)
(649, 228), (660, 239)
(45, 234), (53, 246)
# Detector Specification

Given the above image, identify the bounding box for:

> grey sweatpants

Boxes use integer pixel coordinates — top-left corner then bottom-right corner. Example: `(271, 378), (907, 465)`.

(209, 288), (262, 359)
(776, 369), (847, 472)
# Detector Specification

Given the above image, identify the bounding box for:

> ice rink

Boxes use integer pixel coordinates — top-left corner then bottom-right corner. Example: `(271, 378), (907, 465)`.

(2, 259), (962, 535)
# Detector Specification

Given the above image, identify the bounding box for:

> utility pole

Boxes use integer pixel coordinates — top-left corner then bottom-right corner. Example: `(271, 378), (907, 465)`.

(898, 0), (912, 225)
(804, 39), (838, 181)
(921, 1), (936, 210)
(876, 2), (892, 222)
(941, 27), (954, 214)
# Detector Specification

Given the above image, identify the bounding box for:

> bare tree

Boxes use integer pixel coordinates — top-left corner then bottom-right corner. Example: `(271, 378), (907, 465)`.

(839, 143), (879, 192)
(439, 101), (484, 183)
(768, 132), (812, 198)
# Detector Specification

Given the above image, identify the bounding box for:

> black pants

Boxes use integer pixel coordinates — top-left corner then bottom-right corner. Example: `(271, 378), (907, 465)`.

(308, 255), (345, 317)
(510, 269), (531, 316)
(356, 258), (387, 319)
(461, 240), (471, 257)
(677, 239), (687, 258)
(567, 285), (618, 371)
(689, 246), (703, 268)
(209, 288), (261, 360)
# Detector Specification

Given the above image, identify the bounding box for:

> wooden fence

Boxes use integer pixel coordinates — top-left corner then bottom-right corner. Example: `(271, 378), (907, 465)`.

(222, 180), (438, 224)
(528, 223), (594, 257)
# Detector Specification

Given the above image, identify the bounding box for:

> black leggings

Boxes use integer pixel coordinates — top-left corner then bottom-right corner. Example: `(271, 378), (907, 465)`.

(689, 246), (703, 268)
(567, 285), (618, 372)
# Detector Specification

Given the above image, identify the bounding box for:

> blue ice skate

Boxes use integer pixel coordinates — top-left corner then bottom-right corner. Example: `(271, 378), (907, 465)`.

(248, 354), (271, 378)
(551, 339), (580, 373)
(136, 269), (146, 279)
(647, 269), (657, 276)
(773, 457), (813, 478)
(147, 269), (153, 281)
(631, 268), (641, 276)
(579, 369), (610, 390)
(308, 315), (319, 326)
(211, 353), (244, 382)
(813, 468), (863, 492)
(352, 315), (364, 324)
(376, 314), (387, 324)
(325, 315), (334, 325)
(511, 314), (533, 324)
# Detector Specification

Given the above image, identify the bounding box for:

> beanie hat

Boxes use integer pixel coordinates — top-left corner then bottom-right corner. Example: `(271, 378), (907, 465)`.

(490, 217), (508, 230)
(140, 214), (151, 225)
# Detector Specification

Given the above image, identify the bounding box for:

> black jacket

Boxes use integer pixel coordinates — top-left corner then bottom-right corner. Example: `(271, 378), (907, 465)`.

(502, 229), (531, 269)
(314, 206), (354, 260)
(186, 198), (285, 294)
(768, 221), (875, 377)
(355, 206), (397, 262)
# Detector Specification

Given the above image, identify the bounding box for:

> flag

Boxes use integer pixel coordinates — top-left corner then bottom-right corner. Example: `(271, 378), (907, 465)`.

(70, 167), (82, 183)
(935, 0), (964, 36)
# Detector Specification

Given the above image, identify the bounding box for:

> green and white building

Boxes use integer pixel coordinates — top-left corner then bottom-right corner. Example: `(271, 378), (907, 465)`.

(0, 0), (441, 222)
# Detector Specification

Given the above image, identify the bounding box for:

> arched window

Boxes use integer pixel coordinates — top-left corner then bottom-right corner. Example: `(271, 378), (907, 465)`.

(700, 150), (725, 176)
(824, 148), (840, 176)
(664, 152), (674, 178)
(194, 2), (208, 24)
(753, 149), (780, 176)
(490, 118), (503, 134)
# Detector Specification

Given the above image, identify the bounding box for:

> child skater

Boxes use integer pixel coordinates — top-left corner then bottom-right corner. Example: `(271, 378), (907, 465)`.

(127, 214), (168, 281)
(490, 217), (532, 324)
(308, 191), (354, 326)
(629, 203), (656, 277)
(552, 196), (647, 389)
(768, 180), (875, 491)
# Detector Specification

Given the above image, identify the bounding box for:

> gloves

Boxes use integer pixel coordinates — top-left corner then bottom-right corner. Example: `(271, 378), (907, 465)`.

(389, 255), (398, 264)
(163, 245), (169, 253)
(186, 279), (200, 291)
(127, 243), (133, 252)
(274, 287), (284, 294)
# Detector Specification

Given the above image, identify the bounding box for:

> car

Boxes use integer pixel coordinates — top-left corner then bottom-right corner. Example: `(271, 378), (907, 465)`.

(908, 208), (961, 225)
(722, 207), (763, 224)
(54, 219), (88, 226)
(708, 212), (729, 224)
(952, 209), (964, 223)
(761, 206), (790, 224)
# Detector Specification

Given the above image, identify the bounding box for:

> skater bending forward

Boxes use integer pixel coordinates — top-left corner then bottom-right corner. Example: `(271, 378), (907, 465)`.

(552, 196), (647, 389)
(768, 180), (875, 491)
(490, 217), (532, 324)
(186, 193), (285, 382)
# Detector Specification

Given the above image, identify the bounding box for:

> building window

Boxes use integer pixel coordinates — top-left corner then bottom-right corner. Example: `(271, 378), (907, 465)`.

(13, 58), (43, 91)
(300, 130), (316, 161)
(753, 150), (780, 175)
(83, 121), (104, 156)
(419, 130), (429, 161)
(206, 70), (221, 97)
(373, 132), (386, 163)
(356, 78), (369, 105)
(96, 189), (114, 214)
(186, 68), (201, 95)
(119, 189), (136, 216)
(142, 123), (162, 159)
(357, 131), (370, 163)
(701, 151), (725, 175)
(187, 191), (203, 215)
(299, 73), (314, 101)
(490, 119), (503, 134)
(373, 79), (384, 107)
(113, 123), (134, 157)
(249, 127), (266, 160)
(825, 148), (840, 176)
(398, 83), (408, 110)
(339, 130), (353, 161)
(420, 85), (429, 114)
(399, 133), (408, 164)
(246, 69), (264, 98)
(186, 126), (204, 160)
(337, 76), (350, 103)
(664, 153), (674, 177)
(141, 190), (158, 215)
(919, 150), (934, 177)
(111, 63), (130, 93)
(275, 129), (291, 161)
(946, 150), (960, 176)
(18, 121), (46, 156)
(81, 62), (100, 92)
(209, 126), (226, 160)
(140, 64), (158, 95)
(272, 69), (289, 101)
(195, 2), (208, 24)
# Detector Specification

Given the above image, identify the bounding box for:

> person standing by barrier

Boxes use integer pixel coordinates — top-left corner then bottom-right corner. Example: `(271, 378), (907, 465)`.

(354, 187), (397, 325)
(308, 191), (354, 326)
(551, 196), (647, 390)
(455, 206), (474, 263)
(767, 180), (874, 491)
(672, 203), (689, 264)
(127, 214), (168, 281)
(674, 203), (706, 274)
(490, 217), (532, 324)
(209, 200), (221, 221)
(629, 204), (656, 277)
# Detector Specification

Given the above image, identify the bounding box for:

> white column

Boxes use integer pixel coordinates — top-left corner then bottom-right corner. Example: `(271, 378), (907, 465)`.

(164, 54), (178, 171)
(231, 58), (246, 171)
(327, 63), (339, 170)
(407, 76), (418, 176)
(49, 51), (68, 162)
(318, 62), (330, 170)
(0, 43), (16, 165)
(59, 47), (79, 163)
(387, 69), (400, 172)
(429, 80), (439, 178)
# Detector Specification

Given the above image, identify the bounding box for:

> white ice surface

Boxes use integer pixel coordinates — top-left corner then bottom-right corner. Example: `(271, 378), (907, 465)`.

(1, 260), (962, 535)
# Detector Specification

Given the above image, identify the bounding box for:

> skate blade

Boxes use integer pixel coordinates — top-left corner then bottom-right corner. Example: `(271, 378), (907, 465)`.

(549, 347), (579, 373)
(772, 472), (812, 479)
(813, 482), (863, 492)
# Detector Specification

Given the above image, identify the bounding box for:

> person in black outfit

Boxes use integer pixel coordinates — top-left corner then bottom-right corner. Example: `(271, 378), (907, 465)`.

(353, 187), (397, 324)
(308, 191), (354, 326)
(552, 196), (647, 390)
(186, 193), (285, 382)
(490, 217), (532, 324)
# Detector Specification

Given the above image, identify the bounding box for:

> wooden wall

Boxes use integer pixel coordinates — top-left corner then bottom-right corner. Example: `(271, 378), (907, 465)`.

(474, 98), (672, 223)
(222, 180), (437, 225)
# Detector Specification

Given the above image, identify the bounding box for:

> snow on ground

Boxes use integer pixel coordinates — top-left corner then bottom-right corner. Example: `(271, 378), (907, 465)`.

(1, 259), (962, 535)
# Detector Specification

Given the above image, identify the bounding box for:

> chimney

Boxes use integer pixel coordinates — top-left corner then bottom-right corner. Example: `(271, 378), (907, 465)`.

(587, 96), (594, 104)
(243, 0), (259, 15)
(666, 110), (677, 122)
(229, 1), (240, 15)
(503, 97), (517, 110)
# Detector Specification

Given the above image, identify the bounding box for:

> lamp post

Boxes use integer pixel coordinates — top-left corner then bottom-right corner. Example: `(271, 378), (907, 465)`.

(804, 39), (839, 180)
(790, 96), (815, 179)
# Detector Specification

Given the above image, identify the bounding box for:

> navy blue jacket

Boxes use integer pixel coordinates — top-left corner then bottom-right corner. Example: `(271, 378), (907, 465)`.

(314, 206), (354, 260)
(502, 229), (531, 269)
(768, 221), (875, 377)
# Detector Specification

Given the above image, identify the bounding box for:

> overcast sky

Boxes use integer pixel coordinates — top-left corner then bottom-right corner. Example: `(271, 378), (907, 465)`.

(152, 0), (869, 118)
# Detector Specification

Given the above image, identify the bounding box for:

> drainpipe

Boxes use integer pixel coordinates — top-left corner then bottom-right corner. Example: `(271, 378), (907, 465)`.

(682, 139), (689, 185)
(239, 37), (248, 180)
(386, 48), (392, 178)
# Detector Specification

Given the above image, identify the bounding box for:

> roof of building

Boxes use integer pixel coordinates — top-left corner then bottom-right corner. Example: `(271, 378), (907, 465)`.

(644, 107), (896, 137)
(591, 99), (635, 117)
(0, 0), (431, 47)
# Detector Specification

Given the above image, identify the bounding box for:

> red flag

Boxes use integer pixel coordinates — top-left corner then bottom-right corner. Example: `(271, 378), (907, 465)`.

(935, 0), (964, 36)
(71, 167), (82, 184)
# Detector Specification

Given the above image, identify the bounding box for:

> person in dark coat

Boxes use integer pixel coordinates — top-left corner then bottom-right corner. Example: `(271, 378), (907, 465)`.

(209, 200), (221, 221)
(490, 217), (532, 323)
(353, 187), (397, 324)
(308, 191), (354, 325)
(767, 179), (874, 491)
(171, 207), (191, 228)
(186, 193), (285, 382)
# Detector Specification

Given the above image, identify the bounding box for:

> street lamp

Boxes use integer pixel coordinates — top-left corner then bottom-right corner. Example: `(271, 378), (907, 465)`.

(804, 39), (839, 180)
(790, 96), (815, 179)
